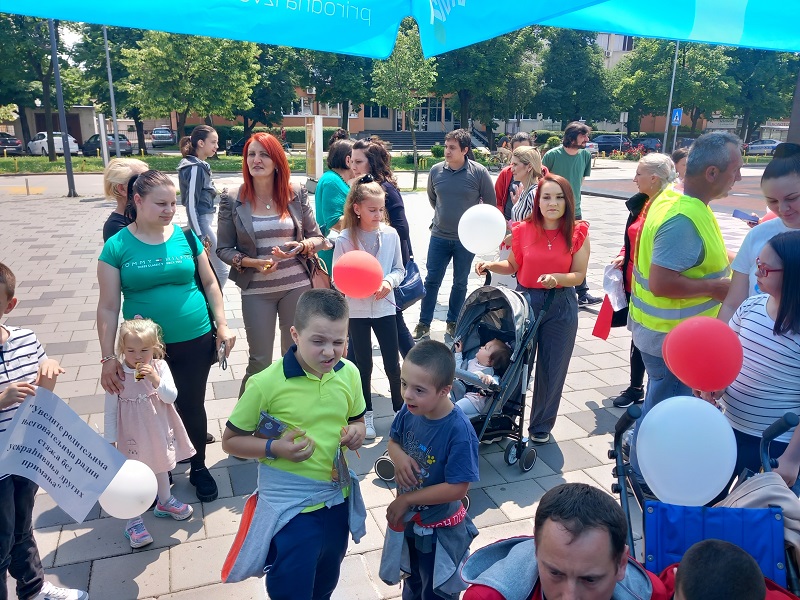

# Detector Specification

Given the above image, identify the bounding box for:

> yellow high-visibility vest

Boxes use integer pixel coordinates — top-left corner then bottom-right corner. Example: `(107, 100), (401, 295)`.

(630, 187), (730, 333)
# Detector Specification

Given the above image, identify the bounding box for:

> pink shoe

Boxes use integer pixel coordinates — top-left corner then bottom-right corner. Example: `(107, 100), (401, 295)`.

(153, 495), (193, 520)
(124, 517), (153, 548)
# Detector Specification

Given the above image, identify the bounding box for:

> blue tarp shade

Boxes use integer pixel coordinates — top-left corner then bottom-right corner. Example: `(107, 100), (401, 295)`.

(543, 0), (800, 53)
(1, 0), (607, 58)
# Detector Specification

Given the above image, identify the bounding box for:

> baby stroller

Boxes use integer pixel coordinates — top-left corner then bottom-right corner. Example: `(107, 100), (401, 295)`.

(374, 285), (554, 484)
(611, 407), (800, 596)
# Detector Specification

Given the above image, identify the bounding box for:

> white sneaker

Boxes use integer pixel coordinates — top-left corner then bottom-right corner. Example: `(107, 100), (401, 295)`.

(33, 581), (89, 600)
(364, 411), (376, 440)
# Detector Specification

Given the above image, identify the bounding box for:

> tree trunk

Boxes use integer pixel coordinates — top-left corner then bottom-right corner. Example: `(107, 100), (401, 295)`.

(243, 117), (253, 139)
(739, 106), (752, 141)
(177, 111), (188, 140)
(134, 117), (146, 156)
(204, 115), (213, 126)
(487, 128), (496, 151)
(458, 90), (471, 129)
(18, 108), (31, 147)
(788, 68), (800, 144)
(340, 103), (350, 132)
(690, 107), (701, 134)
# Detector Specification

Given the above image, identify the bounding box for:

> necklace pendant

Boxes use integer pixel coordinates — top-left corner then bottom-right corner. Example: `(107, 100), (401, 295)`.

(547, 242), (552, 250)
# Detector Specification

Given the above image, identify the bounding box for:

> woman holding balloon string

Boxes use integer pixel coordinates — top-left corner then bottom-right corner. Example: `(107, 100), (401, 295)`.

(333, 175), (405, 440)
(700, 231), (800, 488)
(475, 174), (591, 444)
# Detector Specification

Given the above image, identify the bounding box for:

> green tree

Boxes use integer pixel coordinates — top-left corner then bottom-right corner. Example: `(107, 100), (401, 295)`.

(299, 51), (372, 131)
(0, 15), (60, 159)
(234, 45), (299, 139)
(73, 25), (151, 153)
(435, 28), (539, 128)
(121, 32), (260, 137)
(372, 20), (437, 189)
(724, 47), (798, 141)
(533, 28), (614, 124)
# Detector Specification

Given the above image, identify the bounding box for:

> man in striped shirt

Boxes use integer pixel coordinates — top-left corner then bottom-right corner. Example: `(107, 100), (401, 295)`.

(0, 263), (87, 600)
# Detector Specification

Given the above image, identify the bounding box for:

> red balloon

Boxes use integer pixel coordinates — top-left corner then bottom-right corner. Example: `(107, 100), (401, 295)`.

(333, 250), (384, 299)
(662, 316), (743, 392)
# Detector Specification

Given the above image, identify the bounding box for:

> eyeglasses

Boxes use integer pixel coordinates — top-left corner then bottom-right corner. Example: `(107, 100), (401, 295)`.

(773, 143), (800, 159)
(357, 173), (374, 184)
(756, 257), (783, 277)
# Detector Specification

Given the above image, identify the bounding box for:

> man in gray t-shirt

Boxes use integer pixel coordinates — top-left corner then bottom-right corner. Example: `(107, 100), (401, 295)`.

(414, 129), (495, 341)
(628, 132), (742, 490)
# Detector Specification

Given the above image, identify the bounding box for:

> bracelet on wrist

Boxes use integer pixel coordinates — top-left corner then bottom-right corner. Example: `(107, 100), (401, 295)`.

(264, 438), (277, 460)
(100, 355), (117, 364)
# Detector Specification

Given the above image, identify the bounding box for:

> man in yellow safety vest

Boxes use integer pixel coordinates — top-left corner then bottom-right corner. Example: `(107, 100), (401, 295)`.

(627, 132), (743, 490)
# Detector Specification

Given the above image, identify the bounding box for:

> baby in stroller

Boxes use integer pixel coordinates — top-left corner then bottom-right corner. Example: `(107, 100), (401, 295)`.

(452, 339), (511, 418)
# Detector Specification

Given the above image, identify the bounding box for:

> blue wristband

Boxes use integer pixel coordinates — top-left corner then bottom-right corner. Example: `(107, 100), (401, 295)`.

(265, 438), (277, 460)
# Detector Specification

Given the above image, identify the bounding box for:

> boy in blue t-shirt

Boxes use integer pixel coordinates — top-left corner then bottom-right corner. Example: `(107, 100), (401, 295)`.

(382, 340), (480, 600)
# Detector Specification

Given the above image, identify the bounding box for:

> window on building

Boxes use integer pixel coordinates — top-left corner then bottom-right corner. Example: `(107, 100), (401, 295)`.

(364, 103), (389, 119)
(622, 36), (634, 51)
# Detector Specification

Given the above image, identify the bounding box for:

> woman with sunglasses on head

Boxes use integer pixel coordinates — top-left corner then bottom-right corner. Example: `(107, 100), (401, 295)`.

(216, 133), (327, 394)
(719, 143), (800, 322)
(350, 138), (414, 357)
(475, 174), (591, 445)
(702, 231), (800, 489)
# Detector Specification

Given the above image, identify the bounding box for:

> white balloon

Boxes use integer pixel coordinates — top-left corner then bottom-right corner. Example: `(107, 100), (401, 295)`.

(458, 204), (507, 256)
(99, 460), (158, 519)
(637, 396), (737, 506)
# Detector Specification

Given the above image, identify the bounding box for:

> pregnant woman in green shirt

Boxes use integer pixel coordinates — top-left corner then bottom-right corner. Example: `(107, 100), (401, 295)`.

(97, 169), (235, 503)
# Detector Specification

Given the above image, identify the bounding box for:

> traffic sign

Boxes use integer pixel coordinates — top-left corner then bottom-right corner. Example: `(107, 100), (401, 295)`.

(671, 108), (683, 127)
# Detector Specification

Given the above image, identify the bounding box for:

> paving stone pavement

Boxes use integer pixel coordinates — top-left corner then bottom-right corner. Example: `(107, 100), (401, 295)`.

(0, 170), (754, 599)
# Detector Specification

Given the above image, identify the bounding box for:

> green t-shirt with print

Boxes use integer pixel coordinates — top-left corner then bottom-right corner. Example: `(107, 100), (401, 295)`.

(98, 224), (211, 343)
(542, 145), (592, 216)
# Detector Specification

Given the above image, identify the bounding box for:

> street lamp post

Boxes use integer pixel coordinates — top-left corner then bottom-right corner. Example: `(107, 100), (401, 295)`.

(103, 25), (121, 158)
(49, 19), (78, 197)
(663, 40), (680, 152)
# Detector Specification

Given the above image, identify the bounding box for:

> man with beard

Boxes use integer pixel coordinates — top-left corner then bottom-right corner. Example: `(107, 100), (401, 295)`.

(543, 122), (601, 305)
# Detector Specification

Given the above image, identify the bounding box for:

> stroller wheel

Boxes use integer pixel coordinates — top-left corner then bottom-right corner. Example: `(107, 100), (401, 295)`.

(375, 455), (396, 482)
(504, 442), (519, 465)
(520, 446), (537, 472)
(461, 494), (470, 512)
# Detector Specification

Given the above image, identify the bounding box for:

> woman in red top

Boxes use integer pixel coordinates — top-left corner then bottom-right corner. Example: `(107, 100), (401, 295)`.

(476, 174), (590, 443)
(609, 153), (677, 409)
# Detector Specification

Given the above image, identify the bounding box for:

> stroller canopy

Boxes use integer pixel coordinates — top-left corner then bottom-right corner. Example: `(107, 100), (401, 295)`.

(454, 286), (533, 363)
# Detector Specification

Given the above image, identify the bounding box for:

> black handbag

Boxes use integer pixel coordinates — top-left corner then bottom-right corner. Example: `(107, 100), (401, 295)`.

(183, 226), (218, 364)
(394, 257), (426, 311)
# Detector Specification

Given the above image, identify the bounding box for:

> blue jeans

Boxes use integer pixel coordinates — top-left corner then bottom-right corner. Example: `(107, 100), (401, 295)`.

(629, 350), (692, 482)
(418, 236), (475, 325)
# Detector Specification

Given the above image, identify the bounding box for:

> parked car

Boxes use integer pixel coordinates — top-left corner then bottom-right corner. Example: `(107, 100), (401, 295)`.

(592, 134), (632, 154)
(81, 133), (133, 157)
(151, 127), (177, 148)
(0, 132), (24, 156)
(226, 137), (247, 156)
(675, 137), (695, 150)
(745, 138), (780, 156)
(584, 141), (599, 157)
(27, 131), (79, 156)
(631, 137), (662, 154)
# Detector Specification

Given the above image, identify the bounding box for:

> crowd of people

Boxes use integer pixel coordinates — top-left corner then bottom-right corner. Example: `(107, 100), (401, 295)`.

(1, 121), (799, 600)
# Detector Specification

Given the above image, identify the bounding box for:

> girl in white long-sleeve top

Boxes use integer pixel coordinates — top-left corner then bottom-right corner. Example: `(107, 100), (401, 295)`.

(333, 176), (405, 439)
(104, 318), (195, 548)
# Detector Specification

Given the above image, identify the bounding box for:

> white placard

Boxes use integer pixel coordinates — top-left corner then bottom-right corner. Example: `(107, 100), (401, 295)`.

(0, 388), (125, 523)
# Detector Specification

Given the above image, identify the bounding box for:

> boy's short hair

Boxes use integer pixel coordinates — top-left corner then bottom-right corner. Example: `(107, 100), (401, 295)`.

(0, 263), (16, 297)
(488, 339), (511, 373)
(294, 289), (348, 331)
(405, 340), (455, 391)
(675, 539), (766, 600)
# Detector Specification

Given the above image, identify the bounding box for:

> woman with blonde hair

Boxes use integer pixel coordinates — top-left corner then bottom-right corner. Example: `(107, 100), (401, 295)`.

(102, 157), (148, 241)
(509, 146), (545, 222)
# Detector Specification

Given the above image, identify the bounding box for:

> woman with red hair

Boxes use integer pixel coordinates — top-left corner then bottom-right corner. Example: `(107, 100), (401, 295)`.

(475, 174), (591, 444)
(217, 133), (326, 392)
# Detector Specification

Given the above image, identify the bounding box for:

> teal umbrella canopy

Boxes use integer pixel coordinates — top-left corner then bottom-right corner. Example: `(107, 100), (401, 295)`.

(2, 0), (607, 58)
(543, 0), (800, 53)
